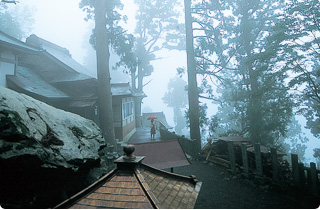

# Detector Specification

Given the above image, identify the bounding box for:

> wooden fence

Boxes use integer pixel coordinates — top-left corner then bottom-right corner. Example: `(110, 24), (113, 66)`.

(157, 123), (319, 196)
(226, 142), (319, 196)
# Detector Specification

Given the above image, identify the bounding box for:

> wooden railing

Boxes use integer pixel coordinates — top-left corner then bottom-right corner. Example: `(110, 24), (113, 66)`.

(224, 142), (319, 197)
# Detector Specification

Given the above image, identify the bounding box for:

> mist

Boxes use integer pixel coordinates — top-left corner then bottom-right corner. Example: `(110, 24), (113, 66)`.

(4, 0), (319, 164)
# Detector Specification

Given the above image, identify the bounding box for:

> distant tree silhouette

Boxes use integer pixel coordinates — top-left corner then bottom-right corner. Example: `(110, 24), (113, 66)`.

(162, 77), (188, 134)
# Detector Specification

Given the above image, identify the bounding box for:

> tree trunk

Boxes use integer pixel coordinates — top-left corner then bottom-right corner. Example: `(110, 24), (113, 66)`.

(184, 0), (201, 154)
(241, 8), (262, 144)
(131, 68), (136, 91)
(94, 0), (117, 148)
(137, 65), (143, 92)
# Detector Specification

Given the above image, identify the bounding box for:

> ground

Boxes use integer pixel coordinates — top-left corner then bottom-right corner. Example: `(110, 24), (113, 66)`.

(173, 160), (319, 209)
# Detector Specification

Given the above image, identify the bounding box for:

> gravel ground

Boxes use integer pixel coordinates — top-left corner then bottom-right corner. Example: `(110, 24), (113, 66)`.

(172, 160), (319, 209)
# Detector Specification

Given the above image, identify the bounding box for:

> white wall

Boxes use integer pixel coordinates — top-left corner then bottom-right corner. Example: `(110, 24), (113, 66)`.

(0, 51), (15, 87)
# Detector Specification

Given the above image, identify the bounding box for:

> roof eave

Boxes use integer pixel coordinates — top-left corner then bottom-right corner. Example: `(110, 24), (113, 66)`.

(0, 41), (40, 54)
(53, 169), (118, 209)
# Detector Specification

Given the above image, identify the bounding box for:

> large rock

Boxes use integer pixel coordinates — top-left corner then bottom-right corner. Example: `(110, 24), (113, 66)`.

(0, 86), (108, 208)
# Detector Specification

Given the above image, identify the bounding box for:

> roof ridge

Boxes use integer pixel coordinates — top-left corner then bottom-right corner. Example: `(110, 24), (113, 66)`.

(26, 34), (71, 56)
(134, 169), (161, 209)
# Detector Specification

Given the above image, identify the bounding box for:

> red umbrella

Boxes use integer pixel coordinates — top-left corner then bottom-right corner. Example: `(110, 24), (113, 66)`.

(147, 116), (157, 120)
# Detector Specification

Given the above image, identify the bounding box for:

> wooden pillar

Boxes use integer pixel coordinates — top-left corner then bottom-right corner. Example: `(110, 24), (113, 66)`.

(228, 141), (236, 173)
(271, 148), (279, 182)
(254, 144), (263, 176)
(241, 143), (249, 174)
(310, 162), (318, 196)
(291, 154), (300, 186)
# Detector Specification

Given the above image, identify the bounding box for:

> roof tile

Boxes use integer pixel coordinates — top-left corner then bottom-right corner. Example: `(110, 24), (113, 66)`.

(54, 155), (201, 209)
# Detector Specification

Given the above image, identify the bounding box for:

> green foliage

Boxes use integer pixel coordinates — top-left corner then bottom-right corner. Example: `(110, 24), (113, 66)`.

(185, 103), (208, 132)
(280, 117), (308, 162)
(0, 4), (35, 40)
(193, 0), (297, 146)
(282, 0), (320, 138)
(314, 148), (320, 159)
(79, 0), (126, 50)
(114, 0), (184, 91)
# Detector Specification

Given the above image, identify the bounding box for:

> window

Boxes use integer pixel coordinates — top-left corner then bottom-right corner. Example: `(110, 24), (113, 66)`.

(122, 101), (134, 119)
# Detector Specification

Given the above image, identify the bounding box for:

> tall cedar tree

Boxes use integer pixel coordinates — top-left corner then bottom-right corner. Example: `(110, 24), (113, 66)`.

(184, 0), (201, 152)
(79, 0), (125, 148)
(192, 0), (294, 146)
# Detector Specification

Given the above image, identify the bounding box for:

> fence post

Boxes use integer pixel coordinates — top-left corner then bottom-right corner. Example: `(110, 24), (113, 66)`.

(271, 148), (279, 182)
(254, 144), (263, 176)
(241, 143), (249, 174)
(310, 162), (318, 197)
(228, 141), (236, 173)
(307, 168), (312, 186)
(298, 163), (306, 186)
(291, 154), (300, 186)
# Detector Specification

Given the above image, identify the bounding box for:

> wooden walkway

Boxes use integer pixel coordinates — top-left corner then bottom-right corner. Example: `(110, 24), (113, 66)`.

(127, 127), (161, 144)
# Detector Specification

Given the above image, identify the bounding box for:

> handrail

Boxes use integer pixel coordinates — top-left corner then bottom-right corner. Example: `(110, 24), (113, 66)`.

(156, 120), (167, 130)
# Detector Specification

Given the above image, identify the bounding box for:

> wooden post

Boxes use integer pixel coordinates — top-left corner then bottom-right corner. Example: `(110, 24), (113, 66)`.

(254, 144), (263, 176)
(298, 163), (306, 186)
(310, 162), (318, 197)
(271, 148), (279, 182)
(291, 154), (300, 186)
(241, 143), (249, 174)
(307, 167), (312, 186)
(228, 141), (236, 173)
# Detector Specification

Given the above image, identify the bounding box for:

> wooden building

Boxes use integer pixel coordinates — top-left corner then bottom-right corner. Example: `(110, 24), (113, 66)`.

(0, 31), (143, 142)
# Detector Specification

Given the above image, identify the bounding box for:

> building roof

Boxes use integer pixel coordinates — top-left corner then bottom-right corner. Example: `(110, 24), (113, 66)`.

(1, 31), (143, 105)
(67, 169), (155, 209)
(136, 164), (201, 209)
(54, 145), (201, 209)
(0, 31), (39, 53)
(216, 136), (250, 143)
(6, 66), (69, 100)
(111, 83), (134, 96)
(26, 34), (94, 79)
(133, 140), (191, 169)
